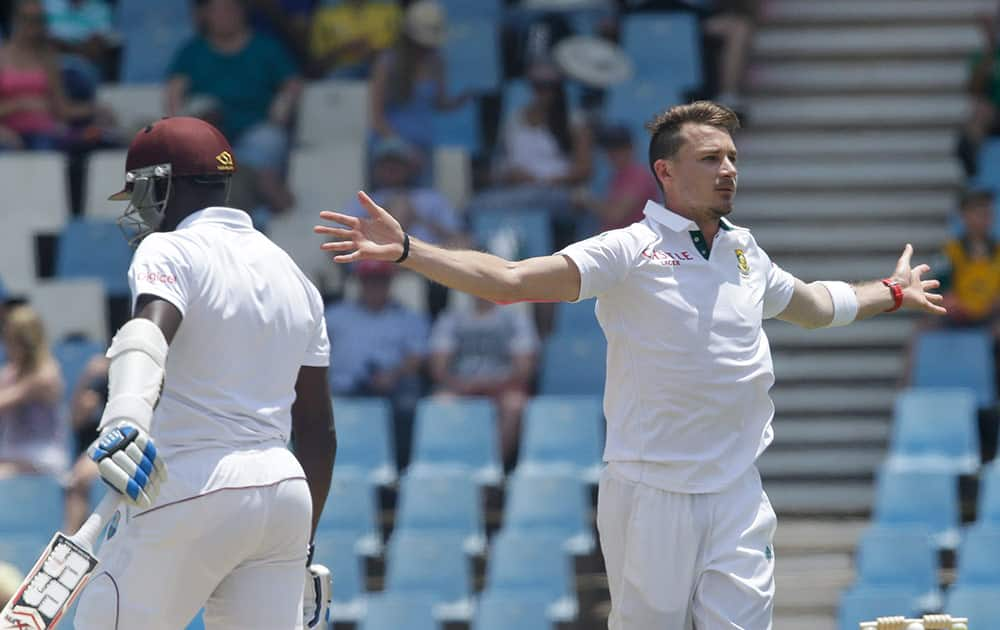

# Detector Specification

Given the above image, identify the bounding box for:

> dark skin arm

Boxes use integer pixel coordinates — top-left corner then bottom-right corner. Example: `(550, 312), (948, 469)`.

(291, 365), (336, 539)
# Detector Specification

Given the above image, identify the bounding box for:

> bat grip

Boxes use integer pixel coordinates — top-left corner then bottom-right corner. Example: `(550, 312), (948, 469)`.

(72, 493), (122, 552)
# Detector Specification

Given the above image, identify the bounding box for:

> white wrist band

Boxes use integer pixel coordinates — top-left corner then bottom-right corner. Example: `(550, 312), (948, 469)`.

(818, 281), (858, 327)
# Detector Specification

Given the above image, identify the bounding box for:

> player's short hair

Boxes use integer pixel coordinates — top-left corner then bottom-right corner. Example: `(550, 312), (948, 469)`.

(646, 101), (741, 173)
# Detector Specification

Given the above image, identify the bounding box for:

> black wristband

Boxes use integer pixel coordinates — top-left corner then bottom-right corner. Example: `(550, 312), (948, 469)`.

(394, 232), (410, 264)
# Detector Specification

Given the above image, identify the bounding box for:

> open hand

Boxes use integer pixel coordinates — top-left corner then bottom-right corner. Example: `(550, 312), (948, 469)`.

(314, 191), (406, 263)
(890, 243), (947, 315)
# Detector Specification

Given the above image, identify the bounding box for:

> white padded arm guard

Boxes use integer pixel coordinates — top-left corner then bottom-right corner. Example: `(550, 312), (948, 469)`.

(817, 281), (859, 328)
(99, 318), (168, 433)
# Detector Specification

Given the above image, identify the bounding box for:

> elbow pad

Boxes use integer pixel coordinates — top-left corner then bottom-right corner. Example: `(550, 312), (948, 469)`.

(99, 318), (168, 433)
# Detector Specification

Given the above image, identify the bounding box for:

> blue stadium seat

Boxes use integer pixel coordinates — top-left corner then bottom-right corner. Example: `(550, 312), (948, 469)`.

(972, 138), (1000, 191)
(604, 79), (683, 158)
(911, 329), (996, 408)
(315, 474), (381, 556)
(621, 12), (703, 91)
(553, 301), (601, 336)
(539, 331), (606, 396)
(955, 524), (1000, 586)
(56, 220), (133, 297)
(504, 470), (593, 555)
(444, 20), (501, 94)
(438, 0), (502, 21)
(854, 526), (940, 610)
(185, 610), (204, 630)
(117, 0), (193, 83)
(434, 100), (481, 154)
(409, 397), (502, 485)
(484, 529), (577, 621)
(359, 594), (438, 630)
(311, 530), (365, 622)
(470, 208), (554, 260)
(977, 462), (1000, 526)
(945, 585), (1000, 629)
(395, 470), (485, 554)
(332, 397), (396, 485)
(473, 591), (553, 630)
(0, 475), (64, 534)
(384, 531), (473, 621)
(873, 468), (959, 548)
(838, 586), (919, 630)
(53, 337), (106, 404)
(0, 531), (52, 575)
(888, 388), (980, 474)
(518, 395), (604, 483)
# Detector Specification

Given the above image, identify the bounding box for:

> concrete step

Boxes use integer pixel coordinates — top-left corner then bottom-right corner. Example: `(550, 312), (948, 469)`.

(758, 448), (885, 479)
(774, 615), (836, 630)
(749, 60), (968, 93)
(775, 518), (869, 554)
(747, 95), (970, 129)
(735, 191), (953, 221)
(763, 0), (995, 25)
(739, 158), (963, 191)
(765, 481), (874, 515)
(754, 25), (982, 59)
(770, 256), (916, 283)
(773, 552), (854, 612)
(738, 129), (956, 159)
(750, 221), (944, 252)
(770, 385), (897, 414)
(765, 318), (917, 349)
(772, 418), (891, 447)
(773, 352), (903, 381)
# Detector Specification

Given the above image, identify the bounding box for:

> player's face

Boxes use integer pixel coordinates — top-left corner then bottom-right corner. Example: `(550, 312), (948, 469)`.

(660, 123), (738, 220)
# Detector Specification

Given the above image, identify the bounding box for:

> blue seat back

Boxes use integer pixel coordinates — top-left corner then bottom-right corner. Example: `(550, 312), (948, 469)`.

(911, 329), (996, 408)
(519, 395), (603, 473)
(117, 0), (193, 83)
(473, 591), (552, 630)
(957, 525), (1000, 586)
(316, 474), (379, 543)
(504, 471), (588, 541)
(855, 526), (938, 595)
(360, 594), (438, 630)
(470, 208), (554, 260)
(332, 397), (395, 484)
(873, 468), (958, 543)
(396, 470), (482, 540)
(56, 220), (133, 297)
(838, 587), (918, 630)
(539, 332), (606, 395)
(945, 586), (1000, 629)
(486, 530), (573, 604)
(385, 531), (470, 603)
(891, 388), (979, 467)
(410, 397), (500, 476)
(0, 475), (64, 534)
(444, 20), (501, 94)
(621, 12), (702, 90)
(312, 530), (364, 604)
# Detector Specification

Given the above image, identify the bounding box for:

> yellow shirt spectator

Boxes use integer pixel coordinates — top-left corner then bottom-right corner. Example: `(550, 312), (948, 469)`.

(310, 0), (401, 77)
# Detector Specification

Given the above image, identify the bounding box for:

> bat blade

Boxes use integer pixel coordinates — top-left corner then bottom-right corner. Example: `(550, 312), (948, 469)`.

(0, 533), (99, 630)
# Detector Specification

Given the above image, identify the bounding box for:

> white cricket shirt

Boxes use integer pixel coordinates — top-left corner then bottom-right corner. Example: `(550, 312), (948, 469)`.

(558, 200), (796, 493)
(127, 207), (329, 502)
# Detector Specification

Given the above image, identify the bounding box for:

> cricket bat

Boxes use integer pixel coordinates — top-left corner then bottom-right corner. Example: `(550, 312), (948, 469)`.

(0, 494), (120, 630)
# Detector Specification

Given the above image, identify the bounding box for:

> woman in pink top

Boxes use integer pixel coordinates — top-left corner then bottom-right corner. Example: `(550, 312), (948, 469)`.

(577, 122), (660, 231)
(0, 0), (89, 150)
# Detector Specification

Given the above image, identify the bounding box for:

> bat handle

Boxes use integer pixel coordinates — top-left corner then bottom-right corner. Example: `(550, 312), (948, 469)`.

(71, 493), (122, 552)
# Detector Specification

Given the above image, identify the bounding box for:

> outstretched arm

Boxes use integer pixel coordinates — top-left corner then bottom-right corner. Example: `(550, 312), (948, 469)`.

(777, 244), (946, 329)
(315, 192), (582, 304)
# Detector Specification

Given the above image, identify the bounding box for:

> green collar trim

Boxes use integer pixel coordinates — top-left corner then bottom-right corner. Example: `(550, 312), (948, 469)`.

(719, 217), (734, 231)
(689, 230), (711, 259)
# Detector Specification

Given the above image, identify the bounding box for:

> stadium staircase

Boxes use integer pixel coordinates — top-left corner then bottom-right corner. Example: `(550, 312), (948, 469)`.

(738, 1), (992, 627)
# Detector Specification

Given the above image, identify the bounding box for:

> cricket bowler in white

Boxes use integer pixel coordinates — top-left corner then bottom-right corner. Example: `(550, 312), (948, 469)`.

(74, 117), (336, 630)
(315, 101), (947, 629)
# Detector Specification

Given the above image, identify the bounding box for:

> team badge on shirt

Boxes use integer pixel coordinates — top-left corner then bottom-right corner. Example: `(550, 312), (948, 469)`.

(734, 249), (751, 276)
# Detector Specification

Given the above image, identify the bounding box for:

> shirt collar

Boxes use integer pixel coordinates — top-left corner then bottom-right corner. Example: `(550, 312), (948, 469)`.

(642, 200), (737, 232)
(177, 207), (254, 231)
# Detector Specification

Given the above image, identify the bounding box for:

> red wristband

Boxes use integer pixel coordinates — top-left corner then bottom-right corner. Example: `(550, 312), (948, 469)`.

(882, 278), (903, 312)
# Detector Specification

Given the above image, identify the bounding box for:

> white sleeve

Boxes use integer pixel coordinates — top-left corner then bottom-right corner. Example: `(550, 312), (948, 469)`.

(128, 234), (194, 315)
(303, 311), (330, 368)
(760, 247), (796, 320)
(557, 229), (635, 301)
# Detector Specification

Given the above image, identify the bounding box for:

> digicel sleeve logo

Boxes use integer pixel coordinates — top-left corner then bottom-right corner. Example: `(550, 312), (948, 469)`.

(215, 151), (235, 171)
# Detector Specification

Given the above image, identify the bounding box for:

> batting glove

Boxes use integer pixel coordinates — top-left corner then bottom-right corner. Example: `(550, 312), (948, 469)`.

(89, 422), (166, 509)
(303, 543), (331, 628)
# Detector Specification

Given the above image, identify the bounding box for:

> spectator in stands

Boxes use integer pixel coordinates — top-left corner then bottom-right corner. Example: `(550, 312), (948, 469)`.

(166, 0), (302, 213)
(43, 0), (117, 81)
(325, 260), (429, 469)
(937, 189), (1000, 330)
(0, 305), (67, 479)
(959, 5), (1000, 176)
(0, 0), (98, 150)
(429, 298), (538, 468)
(309, 0), (401, 79)
(575, 122), (659, 232)
(247, 0), (315, 70)
(62, 353), (106, 531)
(369, 0), (470, 171)
(701, 1), (758, 113)
(347, 136), (464, 245)
(0, 562), (24, 609)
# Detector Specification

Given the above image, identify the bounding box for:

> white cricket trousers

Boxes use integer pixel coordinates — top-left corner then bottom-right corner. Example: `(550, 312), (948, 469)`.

(74, 478), (312, 630)
(597, 463), (776, 630)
